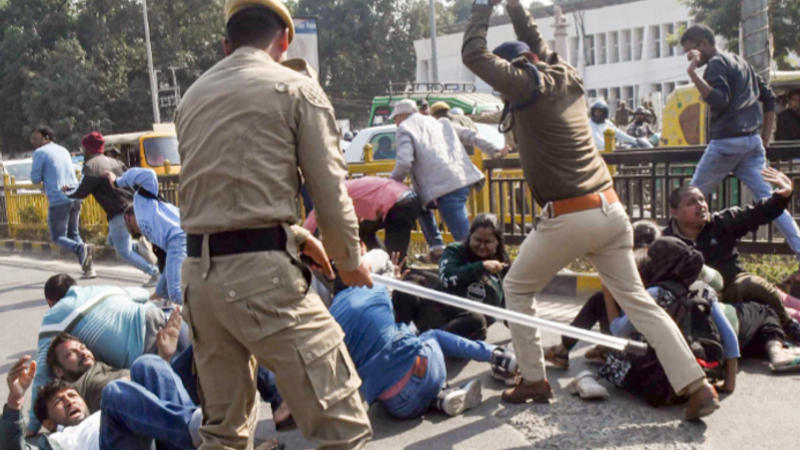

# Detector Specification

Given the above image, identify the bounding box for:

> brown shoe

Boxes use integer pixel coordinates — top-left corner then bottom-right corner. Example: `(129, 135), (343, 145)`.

(501, 378), (553, 404)
(684, 381), (720, 421)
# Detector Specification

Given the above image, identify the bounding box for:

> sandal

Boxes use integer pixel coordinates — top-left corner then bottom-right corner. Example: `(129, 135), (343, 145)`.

(544, 345), (569, 369)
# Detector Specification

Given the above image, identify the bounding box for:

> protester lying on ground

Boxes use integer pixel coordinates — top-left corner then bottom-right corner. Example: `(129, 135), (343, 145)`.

(0, 354), (284, 450)
(395, 214), (510, 340)
(63, 132), (160, 284)
(104, 167), (186, 305)
(544, 220), (724, 369)
(27, 274), (190, 433)
(324, 249), (518, 418)
(304, 176), (421, 263)
(663, 168), (800, 344)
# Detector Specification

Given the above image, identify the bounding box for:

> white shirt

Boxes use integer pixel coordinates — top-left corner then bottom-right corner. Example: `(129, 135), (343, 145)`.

(49, 411), (101, 450)
(590, 119), (636, 150)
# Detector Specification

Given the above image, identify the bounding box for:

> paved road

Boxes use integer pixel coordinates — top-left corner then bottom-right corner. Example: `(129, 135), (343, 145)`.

(0, 254), (797, 449)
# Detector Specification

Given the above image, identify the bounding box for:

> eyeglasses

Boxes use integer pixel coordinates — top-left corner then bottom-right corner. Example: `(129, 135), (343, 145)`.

(470, 236), (498, 247)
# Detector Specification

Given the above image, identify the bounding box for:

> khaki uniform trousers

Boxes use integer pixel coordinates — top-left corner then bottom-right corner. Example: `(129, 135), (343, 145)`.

(181, 237), (372, 450)
(503, 199), (705, 395)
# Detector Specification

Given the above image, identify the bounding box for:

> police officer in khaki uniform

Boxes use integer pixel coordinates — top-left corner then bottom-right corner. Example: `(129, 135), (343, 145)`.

(462, 0), (719, 420)
(175, 1), (373, 448)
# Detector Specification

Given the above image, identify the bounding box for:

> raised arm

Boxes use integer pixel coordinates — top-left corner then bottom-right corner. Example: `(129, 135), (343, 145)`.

(506, 0), (552, 62)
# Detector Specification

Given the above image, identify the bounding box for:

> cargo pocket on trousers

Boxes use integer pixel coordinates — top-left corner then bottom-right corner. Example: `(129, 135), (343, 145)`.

(222, 264), (307, 343)
(298, 326), (361, 410)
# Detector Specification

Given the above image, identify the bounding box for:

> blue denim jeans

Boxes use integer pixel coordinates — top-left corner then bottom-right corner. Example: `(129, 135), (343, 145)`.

(379, 329), (495, 419)
(691, 135), (800, 259)
(418, 186), (472, 249)
(171, 345), (282, 410)
(107, 213), (158, 276)
(155, 235), (187, 304)
(100, 355), (196, 450)
(47, 200), (84, 261)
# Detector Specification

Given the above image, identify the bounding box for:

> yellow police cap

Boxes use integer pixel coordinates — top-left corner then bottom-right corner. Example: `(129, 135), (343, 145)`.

(225, 0), (295, 43)
(430, 101), (451, 114)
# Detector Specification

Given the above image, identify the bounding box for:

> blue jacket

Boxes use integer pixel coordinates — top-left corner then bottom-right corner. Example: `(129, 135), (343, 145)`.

(329, 286), (422, 403)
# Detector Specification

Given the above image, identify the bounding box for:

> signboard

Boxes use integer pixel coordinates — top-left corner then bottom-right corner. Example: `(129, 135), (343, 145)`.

(288, 17), (319, 74)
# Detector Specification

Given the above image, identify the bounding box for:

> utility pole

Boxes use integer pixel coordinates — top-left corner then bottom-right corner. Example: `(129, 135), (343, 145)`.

(429, 0), (439, 84)
(741, 0), (771, 82)
(142, 0), (160, 124)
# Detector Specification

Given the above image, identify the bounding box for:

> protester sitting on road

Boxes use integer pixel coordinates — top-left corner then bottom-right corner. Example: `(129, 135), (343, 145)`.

(607, 237), (740, 395)
(544, 220), (724, 369)
(30, 125), (95, 279)
(663, 168), (800, 344)
(390, 98), (507, 262)
(63, 132), (160, 285)
(326, 250), (519, 419)
(1, 354), (226, 450)
(26, 273), (189, 433)
(304, 176), (421, 263)
(105, 167), (186, 305)
(395, 214), (509, 341)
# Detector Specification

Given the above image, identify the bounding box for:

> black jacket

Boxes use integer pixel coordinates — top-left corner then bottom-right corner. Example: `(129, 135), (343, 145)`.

(68, 154), (132, 219)
(703, 52), (776, 140)
(663, 192), (789, 287)
(776, 108), (800, 141)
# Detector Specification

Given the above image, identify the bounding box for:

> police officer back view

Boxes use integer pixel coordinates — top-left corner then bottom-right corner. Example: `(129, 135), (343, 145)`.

(176, 1), (372, 448)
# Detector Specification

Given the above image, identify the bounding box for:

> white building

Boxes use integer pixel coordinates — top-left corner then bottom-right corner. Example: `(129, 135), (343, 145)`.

(414, 0), (699, 115)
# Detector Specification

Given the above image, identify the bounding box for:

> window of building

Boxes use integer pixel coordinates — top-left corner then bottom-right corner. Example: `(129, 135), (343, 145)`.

(651, 83), (663, 95)
(600, 88), (609, 102)
(569, 36), (579, 67)
(597, 34), (607, 65)
(663, 23), (675, 57)
(584, 35), (595, 66)
(664, 81), (676, 95)
(611, 87), (621, 106)
(609, 31), (620, 63)
(633, 27), (644, 60)
(588, 89), (597, 100)
(621, 29), (632, 61)
(649, 25), (661, 58)
(624, 86), (635, 106)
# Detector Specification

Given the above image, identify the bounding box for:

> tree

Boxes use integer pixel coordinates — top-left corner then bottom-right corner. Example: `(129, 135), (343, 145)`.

(682, 0), (800, 69)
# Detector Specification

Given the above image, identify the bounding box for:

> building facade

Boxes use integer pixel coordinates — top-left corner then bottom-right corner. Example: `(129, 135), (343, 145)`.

(414, 0), (699, 118)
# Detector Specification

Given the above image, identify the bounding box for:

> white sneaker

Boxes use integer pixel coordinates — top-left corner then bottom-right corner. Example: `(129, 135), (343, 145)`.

(567, 370), (609, 400)
(81, 266), (97, 279)
(143, 272), (160, 287)
(438, 379), (483, 416)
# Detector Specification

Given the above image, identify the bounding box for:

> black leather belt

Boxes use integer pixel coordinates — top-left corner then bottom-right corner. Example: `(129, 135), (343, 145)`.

(187, 226), (286, 258)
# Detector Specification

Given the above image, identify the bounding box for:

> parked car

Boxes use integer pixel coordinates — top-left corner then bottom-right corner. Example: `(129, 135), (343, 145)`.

(1, 158), (34, 184)
(343, 122), (505, 164)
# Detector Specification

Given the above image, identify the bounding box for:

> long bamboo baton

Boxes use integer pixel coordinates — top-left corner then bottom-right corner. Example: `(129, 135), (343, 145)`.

(372, 274), (649, 356)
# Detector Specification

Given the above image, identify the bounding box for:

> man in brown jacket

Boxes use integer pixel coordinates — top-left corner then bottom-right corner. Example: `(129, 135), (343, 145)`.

(175, 0), (373, 448)
(462, 0), (718, 420)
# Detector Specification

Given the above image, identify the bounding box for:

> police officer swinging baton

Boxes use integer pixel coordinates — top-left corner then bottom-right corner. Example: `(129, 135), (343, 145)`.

(372, 274), (649, 356)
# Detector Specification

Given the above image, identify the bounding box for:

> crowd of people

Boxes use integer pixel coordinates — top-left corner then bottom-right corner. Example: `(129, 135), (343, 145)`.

(5, 0), (800, 449)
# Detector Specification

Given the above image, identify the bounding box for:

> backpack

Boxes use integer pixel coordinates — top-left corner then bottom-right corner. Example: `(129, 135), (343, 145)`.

(656, 279), (726, 382)
(598, 279), (726, 407)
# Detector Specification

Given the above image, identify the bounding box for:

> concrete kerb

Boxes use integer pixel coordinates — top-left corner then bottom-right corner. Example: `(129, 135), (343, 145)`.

(542, 270), (602, 297)
(0, 239), (118, 261)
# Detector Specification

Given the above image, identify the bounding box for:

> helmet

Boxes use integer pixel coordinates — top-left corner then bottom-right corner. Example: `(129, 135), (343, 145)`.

(590, 100), (608, 123)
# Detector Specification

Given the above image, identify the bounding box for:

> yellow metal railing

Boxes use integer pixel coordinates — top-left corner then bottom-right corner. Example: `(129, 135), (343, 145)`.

(3, 174), (107, 239)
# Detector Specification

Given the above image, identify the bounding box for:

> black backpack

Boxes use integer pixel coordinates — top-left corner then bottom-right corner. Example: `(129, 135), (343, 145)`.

(598, 280), (726, 407)
(656, 279), (726, 382)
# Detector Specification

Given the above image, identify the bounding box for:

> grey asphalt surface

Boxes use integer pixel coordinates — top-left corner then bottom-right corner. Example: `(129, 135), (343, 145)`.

(1, 253), (798, 449)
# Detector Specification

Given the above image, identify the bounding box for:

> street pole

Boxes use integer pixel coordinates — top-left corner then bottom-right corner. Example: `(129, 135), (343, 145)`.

(142, 0), (160, 124)
(429, 0), (439, 84)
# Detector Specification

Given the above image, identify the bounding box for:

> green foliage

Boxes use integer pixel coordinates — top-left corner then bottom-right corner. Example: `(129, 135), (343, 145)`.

(681, 0), (800, 70)
(18, 205), (41, 224)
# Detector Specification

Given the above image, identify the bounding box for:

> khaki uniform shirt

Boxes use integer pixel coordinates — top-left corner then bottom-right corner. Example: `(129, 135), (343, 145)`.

(176, 46), (361, 270)
(462, 4), (612, 206)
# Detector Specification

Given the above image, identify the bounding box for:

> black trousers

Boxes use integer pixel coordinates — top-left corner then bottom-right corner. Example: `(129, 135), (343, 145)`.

(562, 291), (612, 350)
(358, 193), (421, 262)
